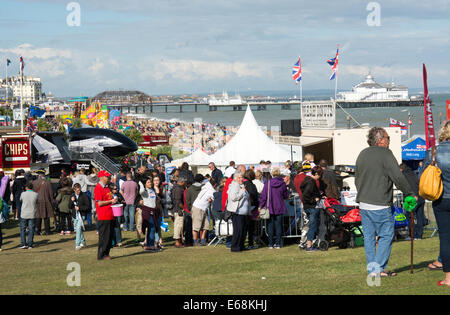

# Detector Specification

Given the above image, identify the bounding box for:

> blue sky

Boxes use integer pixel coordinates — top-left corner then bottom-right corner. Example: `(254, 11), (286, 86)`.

(1, 0), (450, 97)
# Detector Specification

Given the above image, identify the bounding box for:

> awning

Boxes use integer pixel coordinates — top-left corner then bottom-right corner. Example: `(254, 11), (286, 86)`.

(402, 136), (426, 160)
(273, 135), (331, 147)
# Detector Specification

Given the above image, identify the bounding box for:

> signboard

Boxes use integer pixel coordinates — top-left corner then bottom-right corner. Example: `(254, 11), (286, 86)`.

(164, 164), (177, 184)
(447, 100), (450, 120)
(0, 136), (31, 169)
(273, 135), (302, 146)
(301, 100), (335, 129)
(341, 190), (358, 206)
(13, 108), (28, 121)
(141, 135), (170, 147)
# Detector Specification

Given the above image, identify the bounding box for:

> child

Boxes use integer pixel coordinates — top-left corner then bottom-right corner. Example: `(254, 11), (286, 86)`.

(56, 178), (74, 235)
(109, 184), (124, 247)
(69, 183), (90, 250)
(19, 182), (38, 249)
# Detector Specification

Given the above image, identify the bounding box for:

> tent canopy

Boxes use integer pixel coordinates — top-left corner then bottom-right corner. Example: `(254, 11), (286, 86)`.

(209, 105), (292, 166)
(402, 136), (426, 160)
(171, 148), (211, 167)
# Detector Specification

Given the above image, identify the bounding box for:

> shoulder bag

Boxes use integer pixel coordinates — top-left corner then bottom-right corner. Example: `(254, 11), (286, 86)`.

(259, 180), (271, 220)
(419, 146), (443, 201)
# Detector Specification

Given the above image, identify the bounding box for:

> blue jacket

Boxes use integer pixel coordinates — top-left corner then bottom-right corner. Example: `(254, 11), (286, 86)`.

(422, 140), (450, 199)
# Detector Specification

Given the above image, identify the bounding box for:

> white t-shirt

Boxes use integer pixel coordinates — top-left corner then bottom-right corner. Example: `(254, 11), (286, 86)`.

(141, 188), (157, 208)
(359, 202), (388, 211)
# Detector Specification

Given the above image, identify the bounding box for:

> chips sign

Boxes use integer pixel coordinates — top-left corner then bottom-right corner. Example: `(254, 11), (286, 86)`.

(301, 100), (336, 129)
(0, 135), (31, 170)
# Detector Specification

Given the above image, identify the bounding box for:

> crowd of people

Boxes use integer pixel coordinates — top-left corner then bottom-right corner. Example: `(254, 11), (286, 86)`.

(0, 122), (450, 289)
(115, 117), (238, 155)
(0, 156), (339, 256)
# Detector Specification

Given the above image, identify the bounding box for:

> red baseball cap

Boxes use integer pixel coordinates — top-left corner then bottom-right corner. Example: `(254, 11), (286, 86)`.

(98, 170), (112, 178)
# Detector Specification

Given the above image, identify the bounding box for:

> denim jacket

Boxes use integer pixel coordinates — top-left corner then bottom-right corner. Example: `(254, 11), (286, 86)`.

(422, 140), (450, 199)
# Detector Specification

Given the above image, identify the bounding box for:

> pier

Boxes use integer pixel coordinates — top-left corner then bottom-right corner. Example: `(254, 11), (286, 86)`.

(106, 100), (304, 114)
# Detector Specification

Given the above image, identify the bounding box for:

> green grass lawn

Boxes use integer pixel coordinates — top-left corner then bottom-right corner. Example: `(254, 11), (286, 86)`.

(0, 219), (448, 295)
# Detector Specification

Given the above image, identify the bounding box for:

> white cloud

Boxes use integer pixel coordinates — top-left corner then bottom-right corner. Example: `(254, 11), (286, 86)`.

(146, 59), (266, 81)
(0, 43), (72, 60)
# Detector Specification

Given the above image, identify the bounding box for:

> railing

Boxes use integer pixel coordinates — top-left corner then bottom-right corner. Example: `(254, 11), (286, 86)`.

(66, 146), (121, 174)
(93, 151), (121, 174)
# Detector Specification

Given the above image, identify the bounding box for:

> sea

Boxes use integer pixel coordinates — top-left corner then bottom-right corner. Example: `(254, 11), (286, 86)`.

(140, 92), (450, 139)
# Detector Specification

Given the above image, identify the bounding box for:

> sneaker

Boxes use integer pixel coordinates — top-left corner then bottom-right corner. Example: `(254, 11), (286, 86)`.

(75, 246), (82, 250)
(65, 231), (71, 235)
(80, 243), (86, 248)
(306, 247), (318, 252)
(27, 246), (33, 250)
(274, 245), (281, 249)
(268, 246), (274, 249)
(60, 231), (65, 235)
(20, 245), (28, 249)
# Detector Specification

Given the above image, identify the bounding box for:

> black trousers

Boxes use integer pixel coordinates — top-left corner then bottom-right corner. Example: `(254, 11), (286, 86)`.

(59, 212), (74, 232)
(97, 220), (114, 260)
(247, 218), (256, 246)
(231, 214), (248, 252)
(183, 212), (193, 245)
(35, 218), (51, 234)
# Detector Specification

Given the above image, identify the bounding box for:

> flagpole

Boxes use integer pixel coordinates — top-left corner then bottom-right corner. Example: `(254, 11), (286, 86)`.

(20, 63), (24, 134)
(5, 61), (8, 104)
(335, 44), (339, 102)
(300, 79), (303, 104)
(335, 71), (338, 101)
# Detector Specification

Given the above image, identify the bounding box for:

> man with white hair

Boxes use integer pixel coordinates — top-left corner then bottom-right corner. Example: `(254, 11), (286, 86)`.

(356, 127), (416, 277)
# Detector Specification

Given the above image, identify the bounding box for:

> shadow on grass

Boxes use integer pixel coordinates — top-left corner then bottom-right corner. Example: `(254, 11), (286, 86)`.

(394, 260), (435, 274)
(112, 249), (164, 260)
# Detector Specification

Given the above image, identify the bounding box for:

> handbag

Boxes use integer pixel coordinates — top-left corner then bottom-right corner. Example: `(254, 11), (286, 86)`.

(259, 180), (271, 220)
(419, 146), (443, 201)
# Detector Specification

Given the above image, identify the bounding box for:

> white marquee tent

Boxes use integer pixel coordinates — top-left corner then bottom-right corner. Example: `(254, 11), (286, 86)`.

(171, 148), (211, 167)
(209, 105), (292, 166)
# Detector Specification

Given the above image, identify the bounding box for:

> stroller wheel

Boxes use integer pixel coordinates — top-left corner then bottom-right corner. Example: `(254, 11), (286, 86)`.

(338, 242), (348, 249)
(318, 241), (329, 251)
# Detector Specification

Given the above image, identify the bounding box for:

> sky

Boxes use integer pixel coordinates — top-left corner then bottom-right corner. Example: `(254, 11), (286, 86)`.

(1, 0), (450, 97)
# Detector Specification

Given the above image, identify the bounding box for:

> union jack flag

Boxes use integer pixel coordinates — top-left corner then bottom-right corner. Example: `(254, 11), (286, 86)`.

(327, 45), (339, 80)
(26, 117), (37, 133)
(292, 57), (302, 84)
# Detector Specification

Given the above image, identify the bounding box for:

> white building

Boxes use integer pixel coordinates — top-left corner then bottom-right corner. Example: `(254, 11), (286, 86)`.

(0, 86), (13, 101)
(2, 75), (43, 103)
(338, 74), (409, 101)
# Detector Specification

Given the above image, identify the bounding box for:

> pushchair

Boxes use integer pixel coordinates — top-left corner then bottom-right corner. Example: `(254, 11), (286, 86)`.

(299, 197), (362, 251)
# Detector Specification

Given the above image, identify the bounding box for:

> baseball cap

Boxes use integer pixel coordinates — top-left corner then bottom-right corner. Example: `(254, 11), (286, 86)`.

(98, 170), (112, 178)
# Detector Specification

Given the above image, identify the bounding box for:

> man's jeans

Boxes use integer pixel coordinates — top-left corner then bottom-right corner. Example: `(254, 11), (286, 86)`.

(123, 204), (136, 231)
(20, 218), (35, 247)
(360, 208), (394, 274)
(73, 215), (86, 247)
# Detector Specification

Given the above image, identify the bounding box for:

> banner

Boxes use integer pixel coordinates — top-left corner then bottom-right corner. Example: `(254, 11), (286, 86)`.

(423, 64), (436, 149)
(447, 100), (450, 120)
